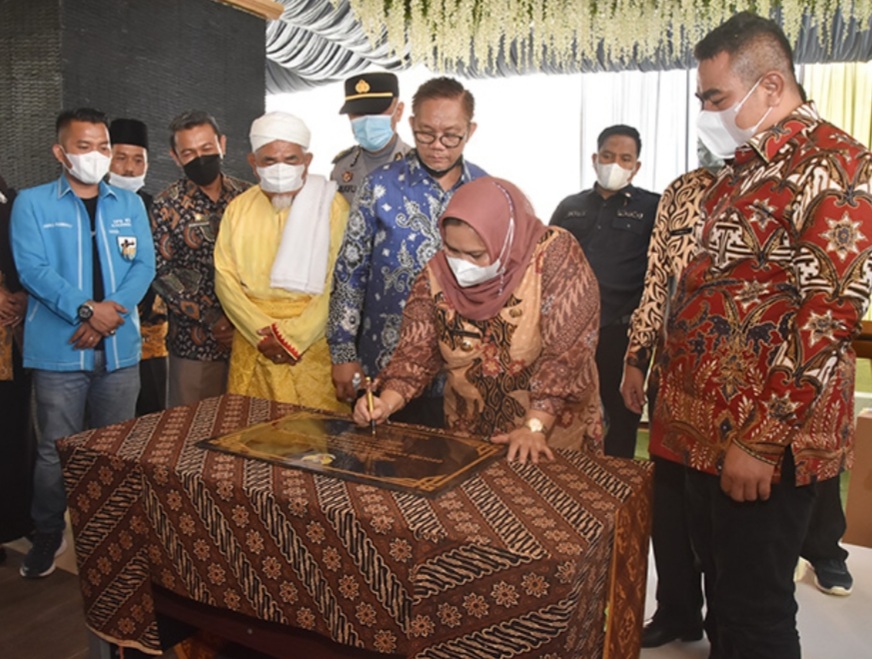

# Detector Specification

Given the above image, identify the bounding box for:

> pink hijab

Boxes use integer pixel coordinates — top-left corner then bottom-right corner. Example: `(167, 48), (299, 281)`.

(431, 177), (548, 321)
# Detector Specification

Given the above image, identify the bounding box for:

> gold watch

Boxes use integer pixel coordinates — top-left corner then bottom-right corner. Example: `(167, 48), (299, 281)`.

(524, 417), (547, 435)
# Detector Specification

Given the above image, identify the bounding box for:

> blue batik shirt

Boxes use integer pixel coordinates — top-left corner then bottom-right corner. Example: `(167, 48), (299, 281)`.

(327, 150), (486, 378)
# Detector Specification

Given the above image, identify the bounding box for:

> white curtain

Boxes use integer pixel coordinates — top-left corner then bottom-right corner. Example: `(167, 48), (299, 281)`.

(268, 66), (702, 218)
(579, 68), (699, 196)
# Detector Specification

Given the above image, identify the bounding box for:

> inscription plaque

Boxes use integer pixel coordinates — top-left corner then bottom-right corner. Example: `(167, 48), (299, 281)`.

(198, 409), (505, 497)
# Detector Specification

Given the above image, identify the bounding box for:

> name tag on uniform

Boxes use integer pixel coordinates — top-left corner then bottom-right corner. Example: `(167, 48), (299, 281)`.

(616, 209), (645, 220)
(670, 227), (693, 236)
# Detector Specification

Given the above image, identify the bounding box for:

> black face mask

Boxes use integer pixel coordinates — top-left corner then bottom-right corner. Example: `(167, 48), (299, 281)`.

(183, 154), (222, 187)
(417, 153), (463, 180)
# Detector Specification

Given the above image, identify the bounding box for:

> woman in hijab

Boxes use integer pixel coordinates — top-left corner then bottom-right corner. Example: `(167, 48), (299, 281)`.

(353, 176), (602, 464)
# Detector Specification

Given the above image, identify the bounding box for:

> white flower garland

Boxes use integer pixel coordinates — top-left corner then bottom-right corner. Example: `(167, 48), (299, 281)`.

(347, 0), (872, 72)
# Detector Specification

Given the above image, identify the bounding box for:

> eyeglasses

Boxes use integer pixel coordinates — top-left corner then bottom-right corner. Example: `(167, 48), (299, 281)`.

(413, 130), (466, 148)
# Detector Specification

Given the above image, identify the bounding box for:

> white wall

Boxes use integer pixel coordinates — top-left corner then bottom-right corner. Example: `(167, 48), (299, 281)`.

(267, 66), (581, 220)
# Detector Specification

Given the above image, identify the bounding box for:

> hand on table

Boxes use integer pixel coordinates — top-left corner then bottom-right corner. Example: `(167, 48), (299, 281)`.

(332, 361), (364, 403)
(620, 363), (646, 414)
(492, 426), (554, 465)
(720, 443), (775, 502)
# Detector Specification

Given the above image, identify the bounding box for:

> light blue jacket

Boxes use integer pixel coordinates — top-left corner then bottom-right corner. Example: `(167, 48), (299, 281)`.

(10, 176), (155, 372)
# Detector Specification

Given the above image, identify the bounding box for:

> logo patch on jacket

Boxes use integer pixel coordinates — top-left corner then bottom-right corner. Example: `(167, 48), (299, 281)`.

(118, 236), (137, 260)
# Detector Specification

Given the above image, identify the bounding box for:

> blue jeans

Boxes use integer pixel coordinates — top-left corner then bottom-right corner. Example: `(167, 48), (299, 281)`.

(32, 352), (140, 534)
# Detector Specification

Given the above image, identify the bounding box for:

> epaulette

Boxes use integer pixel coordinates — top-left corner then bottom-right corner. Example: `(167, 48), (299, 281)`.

(332, 146), (357, 164)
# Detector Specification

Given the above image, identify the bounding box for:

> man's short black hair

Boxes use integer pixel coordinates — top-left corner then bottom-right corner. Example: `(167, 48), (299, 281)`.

(168, 110), (222, 151)
(694, 11), (795, 86)
(56, 108), (109, 139)
(597, 125), (642, 157)
(412, 77), (475, 122)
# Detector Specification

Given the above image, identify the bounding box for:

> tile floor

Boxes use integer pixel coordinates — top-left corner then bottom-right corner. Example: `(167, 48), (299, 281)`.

(641, 543), (872, 659)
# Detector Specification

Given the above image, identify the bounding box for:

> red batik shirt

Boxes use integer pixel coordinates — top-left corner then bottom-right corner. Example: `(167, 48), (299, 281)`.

(651, 103), (872, 485)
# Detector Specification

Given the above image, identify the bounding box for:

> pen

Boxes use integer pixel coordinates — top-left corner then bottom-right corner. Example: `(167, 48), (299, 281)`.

(365, 376), (376, 436)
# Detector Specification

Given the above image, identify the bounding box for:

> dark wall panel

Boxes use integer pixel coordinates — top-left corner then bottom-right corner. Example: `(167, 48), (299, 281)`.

(0, 0), (63, 189)
(0, 0), (264, 194)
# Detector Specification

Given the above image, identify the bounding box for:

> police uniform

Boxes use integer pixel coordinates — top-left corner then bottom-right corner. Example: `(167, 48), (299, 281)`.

(330, 139), (411, 204)
(331, 72), (412, 204)
(551, 183), (660, 459)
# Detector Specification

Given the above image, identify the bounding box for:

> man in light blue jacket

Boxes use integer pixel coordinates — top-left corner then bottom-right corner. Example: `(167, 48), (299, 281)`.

(10, 108), (155, 579)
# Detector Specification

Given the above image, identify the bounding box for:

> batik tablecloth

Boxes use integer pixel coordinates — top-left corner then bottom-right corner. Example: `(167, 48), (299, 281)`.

(58, 395), (652, 658)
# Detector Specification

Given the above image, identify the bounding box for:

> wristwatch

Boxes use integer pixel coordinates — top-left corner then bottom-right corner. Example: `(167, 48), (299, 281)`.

(77, 302), (94, 321)
(524, 417), (547, 435)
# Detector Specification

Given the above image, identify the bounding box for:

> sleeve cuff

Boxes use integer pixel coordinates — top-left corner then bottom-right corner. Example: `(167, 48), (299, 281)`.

(378, 377), (414, 405)
(530, 396), (565, 418)
(271, 323), (301, 361)
(329, 342), (359, 365)
(625, 345), (651, 369)
(731, 438), (783, 466)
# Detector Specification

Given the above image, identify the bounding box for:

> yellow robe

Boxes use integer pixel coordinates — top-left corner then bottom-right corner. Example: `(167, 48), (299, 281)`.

(214, 185), (348, 411)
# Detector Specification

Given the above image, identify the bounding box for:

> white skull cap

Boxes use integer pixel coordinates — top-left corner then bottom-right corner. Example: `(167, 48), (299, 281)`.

(250, 111), (310, 152)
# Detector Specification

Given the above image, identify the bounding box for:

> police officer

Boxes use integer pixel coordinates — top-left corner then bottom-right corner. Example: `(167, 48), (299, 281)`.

(330, 72), (411, 204)
(550, 124), (660, 460)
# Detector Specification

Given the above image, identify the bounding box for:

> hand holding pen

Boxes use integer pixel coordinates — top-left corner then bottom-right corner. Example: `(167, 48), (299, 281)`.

(352, 380), (398, 430)
(365, 376), (377, 436)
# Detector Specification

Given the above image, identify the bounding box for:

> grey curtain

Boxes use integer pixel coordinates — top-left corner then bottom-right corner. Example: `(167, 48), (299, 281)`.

(266, 1), (872, 93)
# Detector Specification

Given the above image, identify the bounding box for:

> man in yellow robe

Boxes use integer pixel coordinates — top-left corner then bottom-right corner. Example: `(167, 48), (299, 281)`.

(214, 112), (348, 411)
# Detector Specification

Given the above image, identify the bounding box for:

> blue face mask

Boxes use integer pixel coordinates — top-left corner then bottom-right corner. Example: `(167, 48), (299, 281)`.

(351, 115), (395, 152)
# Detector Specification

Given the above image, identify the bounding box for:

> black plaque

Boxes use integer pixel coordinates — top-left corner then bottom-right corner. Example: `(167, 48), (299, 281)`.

(197, 410), (505, 497)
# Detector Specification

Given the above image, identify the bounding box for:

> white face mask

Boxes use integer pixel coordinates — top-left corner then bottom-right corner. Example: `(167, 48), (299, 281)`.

(447, 256), (503, 288)
(697, 77), (772, 159)
(594, 160), (634, 191)
(108, 171), (146, 192)
(257, 163), (305, 194)
(446, 214), (515, 288)
(63, 149), (111, 185)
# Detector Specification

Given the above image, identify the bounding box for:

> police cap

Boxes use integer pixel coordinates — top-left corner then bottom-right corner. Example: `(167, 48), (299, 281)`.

(339, 72), (399, 115)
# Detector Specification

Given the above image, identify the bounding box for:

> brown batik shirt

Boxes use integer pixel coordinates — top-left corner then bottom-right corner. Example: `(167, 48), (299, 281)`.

(625, 167), (716, 370)
(151, 175), (250, 361)
(380, 228), (603, 453)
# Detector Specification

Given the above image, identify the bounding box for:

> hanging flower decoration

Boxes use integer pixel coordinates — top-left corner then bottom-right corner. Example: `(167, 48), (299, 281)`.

(345, 0), (872, 73)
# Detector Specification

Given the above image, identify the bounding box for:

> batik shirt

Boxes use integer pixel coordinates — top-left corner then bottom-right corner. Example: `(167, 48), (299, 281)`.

(151, 175), (250, 361)
(651, 103), (872, 485)
(0, 181), (14, 381)
(625, 168), (716, 370)
(327, 151), (486, 377)
(380, 229), (603, 452)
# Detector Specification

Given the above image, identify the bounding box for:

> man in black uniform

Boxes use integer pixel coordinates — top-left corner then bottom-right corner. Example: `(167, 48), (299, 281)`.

(551, 124), (660, 458)
(330, 72), (411, 204)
